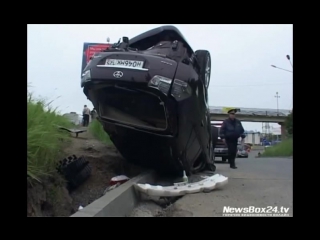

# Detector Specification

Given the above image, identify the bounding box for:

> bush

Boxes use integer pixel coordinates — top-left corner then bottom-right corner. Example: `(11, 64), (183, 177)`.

(88, 119), (112, 145)
(285, 110), (293, 136)
(262, 138), (293, 157)
(27, 93), (72, 184)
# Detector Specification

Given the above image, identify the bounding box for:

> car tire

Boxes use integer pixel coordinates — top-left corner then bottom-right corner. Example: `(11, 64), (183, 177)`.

(57, 155), (89, 177)
(195, 50), (211, 88)
(68, 164), (92, 191)
(64, 157), (89, 180)
(56, 155), (77, 173)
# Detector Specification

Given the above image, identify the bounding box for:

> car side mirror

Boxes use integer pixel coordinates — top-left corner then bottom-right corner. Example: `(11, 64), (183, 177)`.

(123, 37), (129, 44)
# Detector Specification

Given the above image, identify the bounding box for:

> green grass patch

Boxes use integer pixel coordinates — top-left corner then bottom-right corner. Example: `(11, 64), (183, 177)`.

(27, 93), (72, 184)
(262, 138), (293, 157)
(88, 119), (112, 145)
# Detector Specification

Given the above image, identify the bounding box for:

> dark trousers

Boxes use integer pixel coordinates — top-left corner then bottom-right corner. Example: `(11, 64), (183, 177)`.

(226, 139), (238, 167)
(83, 114), (89, 126)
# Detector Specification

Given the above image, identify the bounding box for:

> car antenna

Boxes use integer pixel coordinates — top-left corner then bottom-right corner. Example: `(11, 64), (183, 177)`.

(112, 38), (121, 48)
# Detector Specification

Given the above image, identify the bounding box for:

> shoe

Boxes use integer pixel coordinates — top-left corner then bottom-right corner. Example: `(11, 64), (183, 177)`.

(230, 165), (237, 169)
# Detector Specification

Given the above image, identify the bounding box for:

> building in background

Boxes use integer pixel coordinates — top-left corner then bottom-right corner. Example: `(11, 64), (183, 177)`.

(270, 126), (281, 141)
(63, 112), (82, 125)
(243, 130), (261, 145)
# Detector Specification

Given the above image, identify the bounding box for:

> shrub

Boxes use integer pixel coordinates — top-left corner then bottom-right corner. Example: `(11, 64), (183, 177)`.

(285, 110), (293, 136)
(262, 138), (293, 157)
(88, 119), (112, 145)
(27, 93), (72, 184)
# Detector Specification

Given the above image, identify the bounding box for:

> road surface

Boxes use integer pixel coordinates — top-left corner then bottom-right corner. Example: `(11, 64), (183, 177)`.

(168, 151), (293, 217)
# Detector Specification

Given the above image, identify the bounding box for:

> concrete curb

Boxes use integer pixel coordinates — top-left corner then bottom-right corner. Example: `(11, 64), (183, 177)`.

(70, 171), (155, 217)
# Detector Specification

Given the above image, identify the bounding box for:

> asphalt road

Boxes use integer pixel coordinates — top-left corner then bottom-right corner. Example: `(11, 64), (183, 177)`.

(168, 151), (293, 217)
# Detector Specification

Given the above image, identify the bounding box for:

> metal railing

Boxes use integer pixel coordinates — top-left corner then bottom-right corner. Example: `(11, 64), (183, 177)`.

(209, 106), (291, 117)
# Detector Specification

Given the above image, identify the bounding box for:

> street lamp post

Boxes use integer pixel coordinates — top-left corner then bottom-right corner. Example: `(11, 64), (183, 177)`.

(271, 65), (292, 73)
(275, 92), (280, 115)
(286, 55), (293, 68)
(271, 55), (293, 73)
(271, 55), (293, 109)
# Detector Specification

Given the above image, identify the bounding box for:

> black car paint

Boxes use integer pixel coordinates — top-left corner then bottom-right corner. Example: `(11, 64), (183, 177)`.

(81, 26), (215, 175)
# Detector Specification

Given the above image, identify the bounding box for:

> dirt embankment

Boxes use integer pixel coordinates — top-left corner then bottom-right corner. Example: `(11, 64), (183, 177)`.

(27, 130), (143, 217)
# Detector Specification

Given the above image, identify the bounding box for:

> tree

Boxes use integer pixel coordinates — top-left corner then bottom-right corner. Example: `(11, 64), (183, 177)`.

(285, 109), (293, 136)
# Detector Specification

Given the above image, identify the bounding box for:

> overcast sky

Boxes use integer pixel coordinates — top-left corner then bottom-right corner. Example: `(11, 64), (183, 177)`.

(27, 24), (292, 131)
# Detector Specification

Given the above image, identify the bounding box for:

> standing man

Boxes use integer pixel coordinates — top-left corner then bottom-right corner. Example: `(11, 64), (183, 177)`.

(219, 109), (245, 169)
(82, 105), (90, 127)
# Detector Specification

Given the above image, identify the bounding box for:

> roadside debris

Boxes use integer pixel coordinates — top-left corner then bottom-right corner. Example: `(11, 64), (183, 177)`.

(182, 171), (188, 182)
(102, 175), (130, 195)
(58, 126), (87, 138)
(78, 206), (84, 210)
(56, 155), (92, 191)
(134, 174), (228, 197)
(174, 171), (189, 187)
(110, 175), (130, 185)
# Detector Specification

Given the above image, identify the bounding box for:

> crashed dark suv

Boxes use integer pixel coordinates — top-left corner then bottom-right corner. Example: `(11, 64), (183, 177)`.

(81, 25), (217, 175)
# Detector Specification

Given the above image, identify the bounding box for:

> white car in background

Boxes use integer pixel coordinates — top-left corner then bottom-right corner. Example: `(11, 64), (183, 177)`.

(237, 145), (249, 158)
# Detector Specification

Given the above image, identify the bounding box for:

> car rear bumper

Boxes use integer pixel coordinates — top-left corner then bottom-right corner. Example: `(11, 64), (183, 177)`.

(214, 147), (228, 157)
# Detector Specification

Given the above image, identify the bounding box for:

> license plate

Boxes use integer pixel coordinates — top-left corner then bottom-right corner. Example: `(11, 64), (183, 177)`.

(215, 148), (223, 152)
(105, 59), (144, 69)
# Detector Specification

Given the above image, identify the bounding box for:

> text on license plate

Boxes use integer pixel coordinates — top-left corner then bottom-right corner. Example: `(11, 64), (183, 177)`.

(215, 148), (226, 152)
(105, 59), (144, 68)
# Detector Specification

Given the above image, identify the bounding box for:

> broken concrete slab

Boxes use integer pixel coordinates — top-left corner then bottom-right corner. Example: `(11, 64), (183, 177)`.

(134, 174), (228, 197)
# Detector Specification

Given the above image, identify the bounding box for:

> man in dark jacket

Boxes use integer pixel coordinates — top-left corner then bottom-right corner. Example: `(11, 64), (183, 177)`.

(219, 109), (245, 169)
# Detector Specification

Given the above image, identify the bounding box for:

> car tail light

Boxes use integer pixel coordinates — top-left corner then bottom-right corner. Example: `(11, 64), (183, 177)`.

(148, 75), (172, 95)
(148, 76), (192, 100)
(171, 79), (192, 101)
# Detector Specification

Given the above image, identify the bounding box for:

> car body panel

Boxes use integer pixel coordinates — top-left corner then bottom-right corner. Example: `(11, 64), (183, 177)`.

(81, 26), (214, 175)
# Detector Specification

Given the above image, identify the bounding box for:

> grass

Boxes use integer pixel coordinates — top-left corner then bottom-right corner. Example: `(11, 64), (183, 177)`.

(262, 138), (293, 157)
(27, 93), (72, 184)
(88, 119), (112, 145)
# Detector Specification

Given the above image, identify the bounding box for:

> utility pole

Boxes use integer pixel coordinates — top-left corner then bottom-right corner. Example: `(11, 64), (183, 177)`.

(275, 92), (280, 115)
